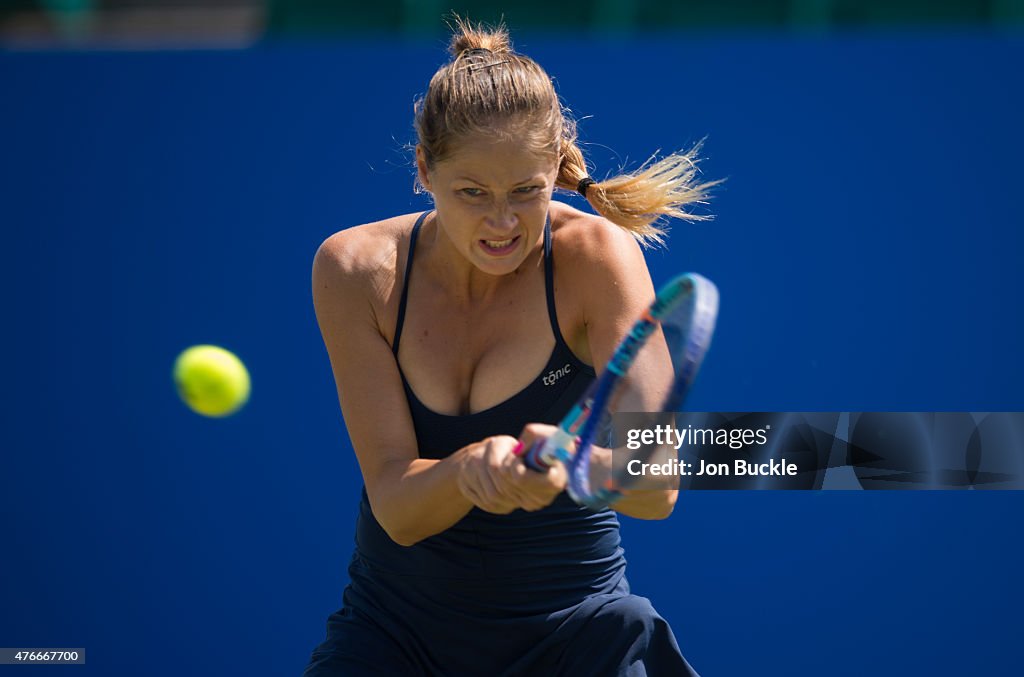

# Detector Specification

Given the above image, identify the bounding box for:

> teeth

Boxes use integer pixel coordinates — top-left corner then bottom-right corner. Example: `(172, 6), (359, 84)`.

(484, 238), (514, 248)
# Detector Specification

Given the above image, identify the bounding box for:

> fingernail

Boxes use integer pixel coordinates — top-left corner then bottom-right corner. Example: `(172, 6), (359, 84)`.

(512, 441), (524, 456)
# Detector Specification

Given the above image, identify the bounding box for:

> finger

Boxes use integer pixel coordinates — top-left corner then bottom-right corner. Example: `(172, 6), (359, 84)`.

(517, 423), (558, 454)
(461, 438), (522, 513)
(501, 454), (552, 493)
(547, 461), (568, 487)
(463, 477), (516, 514)
(479, 461), (522, 512)
(498, 441), (525, 469)
(519, 498), (547, 512)
(491, 461), (552, 511)
(514, 459), (564, 490)
(483, 438), (564, 511)
(457, 469), (487, 506)
(503, 469), (562, 511)
(459, 455), (505, 508)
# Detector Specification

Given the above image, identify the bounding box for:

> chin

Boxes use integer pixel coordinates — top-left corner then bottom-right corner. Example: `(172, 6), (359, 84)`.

(474, 255), (521, 277)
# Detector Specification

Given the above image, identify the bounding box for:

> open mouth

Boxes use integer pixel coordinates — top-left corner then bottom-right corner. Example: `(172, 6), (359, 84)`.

(479, 235), (520, 255)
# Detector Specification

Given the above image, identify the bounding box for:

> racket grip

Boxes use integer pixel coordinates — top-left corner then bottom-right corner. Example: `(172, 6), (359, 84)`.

(521, 428), (577, 472)
(521, 440), (554, 472)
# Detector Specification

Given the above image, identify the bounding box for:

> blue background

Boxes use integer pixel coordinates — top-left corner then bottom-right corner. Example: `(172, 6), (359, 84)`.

(2, 34), (1023, 675)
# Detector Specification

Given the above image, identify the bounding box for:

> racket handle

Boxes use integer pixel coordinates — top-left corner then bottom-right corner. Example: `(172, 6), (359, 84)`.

(520, 429), (577, 472)
(521, 439), (554, 471)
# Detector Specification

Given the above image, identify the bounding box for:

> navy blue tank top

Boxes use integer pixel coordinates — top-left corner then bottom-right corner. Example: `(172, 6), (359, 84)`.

(349, 211), (625, 616)
(394, 211), (599, 452)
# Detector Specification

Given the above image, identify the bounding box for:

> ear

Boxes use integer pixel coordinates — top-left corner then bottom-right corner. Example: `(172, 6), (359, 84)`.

(415, 145), (432, 192)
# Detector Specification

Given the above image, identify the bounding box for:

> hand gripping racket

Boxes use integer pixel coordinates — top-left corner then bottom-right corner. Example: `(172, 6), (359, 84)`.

(521, 273), (719, 510)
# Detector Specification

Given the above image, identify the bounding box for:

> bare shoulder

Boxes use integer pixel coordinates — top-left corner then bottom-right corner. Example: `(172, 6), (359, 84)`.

(314, 214), (408, 289)
(548, 201), (655, 364)
(549, 201), (648, 286)
(312, 213), (422, 336)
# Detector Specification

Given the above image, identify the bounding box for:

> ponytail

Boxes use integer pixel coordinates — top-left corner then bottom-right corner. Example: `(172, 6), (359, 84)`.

(557, 134), (720, 248)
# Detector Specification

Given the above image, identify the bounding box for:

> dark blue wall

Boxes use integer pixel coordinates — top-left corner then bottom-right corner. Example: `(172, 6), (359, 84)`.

(2, 34), (1022, 675)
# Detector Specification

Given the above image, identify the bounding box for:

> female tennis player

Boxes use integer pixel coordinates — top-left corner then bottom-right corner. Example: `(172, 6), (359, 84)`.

(304, 18), (714, 676)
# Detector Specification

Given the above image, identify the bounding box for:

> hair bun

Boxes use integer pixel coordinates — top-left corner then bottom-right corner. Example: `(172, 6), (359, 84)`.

(447, 16), (512, 58)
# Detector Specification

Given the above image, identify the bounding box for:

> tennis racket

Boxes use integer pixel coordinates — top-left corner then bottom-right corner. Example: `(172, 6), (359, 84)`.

(521, 273), (719, 510)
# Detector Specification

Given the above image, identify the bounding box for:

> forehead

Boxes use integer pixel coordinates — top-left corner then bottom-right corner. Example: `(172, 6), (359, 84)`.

(436, 134), (557, 182)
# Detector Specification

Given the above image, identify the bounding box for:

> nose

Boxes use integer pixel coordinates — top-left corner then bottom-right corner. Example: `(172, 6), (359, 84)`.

(486, 199), (518, 233)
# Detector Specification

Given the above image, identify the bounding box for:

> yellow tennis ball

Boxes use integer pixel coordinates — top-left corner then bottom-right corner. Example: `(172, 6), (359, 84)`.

(173, 345), (251, 417)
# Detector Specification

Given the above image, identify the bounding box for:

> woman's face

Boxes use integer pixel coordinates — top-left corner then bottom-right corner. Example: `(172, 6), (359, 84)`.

(417, 133), (558, 277)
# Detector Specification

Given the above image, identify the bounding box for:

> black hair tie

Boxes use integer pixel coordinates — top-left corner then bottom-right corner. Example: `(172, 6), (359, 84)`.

(576, 177), (596, 197)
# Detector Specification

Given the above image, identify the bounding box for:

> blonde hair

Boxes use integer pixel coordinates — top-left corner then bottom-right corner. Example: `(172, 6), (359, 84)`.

(414, 16), (719, 247)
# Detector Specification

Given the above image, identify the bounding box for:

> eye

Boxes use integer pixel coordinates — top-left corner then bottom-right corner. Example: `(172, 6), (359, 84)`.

(514, 186), (540, 194)
(460, 188), (485, 197)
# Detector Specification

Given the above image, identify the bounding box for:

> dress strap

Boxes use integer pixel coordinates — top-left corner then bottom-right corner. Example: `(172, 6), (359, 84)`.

(392, 211), (431, 356)
(542, 213), (565, 345)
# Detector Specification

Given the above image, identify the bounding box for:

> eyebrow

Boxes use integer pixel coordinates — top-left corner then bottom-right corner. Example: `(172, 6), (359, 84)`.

(454, 175), (546, 186)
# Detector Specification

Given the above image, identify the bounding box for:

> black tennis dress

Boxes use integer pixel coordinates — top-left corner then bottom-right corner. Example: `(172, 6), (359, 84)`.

(303, 212), (698, 676)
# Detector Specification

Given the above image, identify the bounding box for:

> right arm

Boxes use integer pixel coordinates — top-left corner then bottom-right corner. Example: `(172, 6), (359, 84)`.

(312, 228), (559, 545)
(312, 230), (473, 546)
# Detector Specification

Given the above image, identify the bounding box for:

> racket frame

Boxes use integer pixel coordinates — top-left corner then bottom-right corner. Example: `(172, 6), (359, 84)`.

(522, 273), (719, 510)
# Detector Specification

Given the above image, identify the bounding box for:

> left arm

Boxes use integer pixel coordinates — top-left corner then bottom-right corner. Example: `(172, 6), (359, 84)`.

(560, 216), (679, 520)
